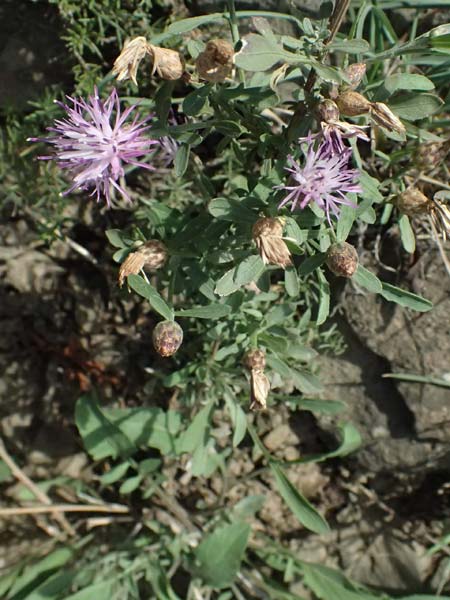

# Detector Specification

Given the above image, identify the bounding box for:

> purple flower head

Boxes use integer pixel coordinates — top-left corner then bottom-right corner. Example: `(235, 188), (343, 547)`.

(276, 135), (362, 223)
(29, 87), (159, 205)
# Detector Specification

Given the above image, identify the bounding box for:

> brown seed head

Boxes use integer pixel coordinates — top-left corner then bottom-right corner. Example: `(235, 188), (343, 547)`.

(430, 193), (450, 240)
(118, 240), (168, 287)
(249, 369), (270, 411)
(148, 45), (185, 80)
(195, 39), (234, 83)
(370, 102), (405, 136)
(316, 99), (340, 123)
(336, 90), (371, 116)
(152, 320), (183, 357)
(396, 188), (430, 217)
(112, 36), (150, 85)
(243, 348), (266, 372)
(252, 217), (292, 269)
(326, 242), (358, 278)
(414, 140), (450, 172)
(344, 63), (367, 89)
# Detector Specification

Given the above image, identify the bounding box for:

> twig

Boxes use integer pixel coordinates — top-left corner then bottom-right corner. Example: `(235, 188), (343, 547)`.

(0, 503), (130, 516)
(0, 438), (75, 536)
(419, 175), (450, 192)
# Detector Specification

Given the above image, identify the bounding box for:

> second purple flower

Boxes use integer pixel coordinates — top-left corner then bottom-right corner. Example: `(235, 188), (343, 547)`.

(276, 134), (362, 223)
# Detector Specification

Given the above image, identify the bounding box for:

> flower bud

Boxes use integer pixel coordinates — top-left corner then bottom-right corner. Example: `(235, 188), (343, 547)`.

(152, 320), (183, 357)
(195, 39), (234, 83)
(344, 63), (366, 89)
(250, 369), (270, 411)
(395, 188), (429, 216)
(243, 348), (266, 372)
(336, 90), (371, 116)
(326, 242), (358, 278)
(112, 37), (150, 85)
(252, 217), (292, 269)
(148, 45), (185, 80)
(370, 102), (405, 136)
(316, 99), (340, 123)
(118, 240), (168, 287)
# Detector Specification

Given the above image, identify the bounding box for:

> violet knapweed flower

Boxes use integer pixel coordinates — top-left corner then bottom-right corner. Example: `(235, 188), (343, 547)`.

(29, 87), (159, 205)
(277, 135), (361, 223)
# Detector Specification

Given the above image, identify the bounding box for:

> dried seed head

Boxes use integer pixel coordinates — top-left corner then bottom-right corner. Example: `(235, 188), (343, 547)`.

(152, 320), (183, 357)
(118, 240), (168, 287)
(395, 188), (430, 216)
(370, 102), (405, 136)
(414, 140), (450, 172)
(344, 63), (367, 89)
(326, 242), (358, 278)
(148, 45), (185, 80)
(243, 348), (266, 372)
(336, 90), (371, 116)
(112, 36), (150, 85)
(195, 39), (234, 83)
(252, 217), (292, 269)
(316, 99), (340, 123)
(430, 193), (450, 240)
(249, 369), (270, 411)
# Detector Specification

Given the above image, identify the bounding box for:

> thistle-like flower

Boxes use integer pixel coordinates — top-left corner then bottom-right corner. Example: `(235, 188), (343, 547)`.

(29, 88), (159, 205)
(277, 136), (361, 222)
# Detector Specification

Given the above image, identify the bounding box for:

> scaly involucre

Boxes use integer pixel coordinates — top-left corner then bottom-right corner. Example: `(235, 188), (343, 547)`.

(277, 135), (361, 223)
(30, 87), (159, 205)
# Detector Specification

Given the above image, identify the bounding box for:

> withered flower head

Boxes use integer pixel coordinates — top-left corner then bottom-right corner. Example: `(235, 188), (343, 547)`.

(414, 140), (450, 172)
(316, 99), (340, 123)
(149, 45), (185, 81)
(250, 369), (270, 411)
(118, 240), (168, 287)
(243, 348), (266, 372)
(252, 217), (292, 269)
(112, 36), (150, 85)
(336, 90), (371, 116)
(344, 63), (367, 89)
(195, 39), (234, 83)
(396, 188), (429, 217)
(430, 192), (450, 240)
(370, 102), (406, 136)
(153, 320), (183, 357)
(326, 242), (358, 278)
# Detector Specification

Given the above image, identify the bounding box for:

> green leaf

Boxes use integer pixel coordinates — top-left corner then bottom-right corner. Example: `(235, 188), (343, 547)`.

(63, 582), (113, 600)
(290, 369), (323, 395)
(100, 462), (130, 485)
(166, 13), (226, 35)
(119, 475), (142, 494)
(316, 272), (330, 326)
(234, 255), (265, 286)
(208, 197), (256, 223)
(290, 423), (362, 465)
(329, 38), (370, 53)
(380, 282), (433, 311)
(288, 398), (346, 415)
(270, 464), (329, 534)
(284, 266), (300, 297)
(177, 402), (213, 454)
(174, 144), (190, 177)
(352, 265), (382, 293)
(224, 395), (247, 447)
(214, 267), (241, 297)
(182, 85), (212, 116)
(195, 521), (251, 588)
(336, 205), (356, 243)
(105, 229), (128, 248)
(7, 548), (73, 600)
(358, 170), (384, 204)
(300, 562), (379, 600)
(235, 33), (305, 72)
(127, 274), (174, 321)
(383, 373), (450, 389)
(384, 73), (434, 94)
(389, 93), (443, 121)
(298, 253), (326, 276)
(24, 572), (74, 600)
(175, 304), (231, 319)
(75, 394), (136, 460)
(398, 214), (416, 253)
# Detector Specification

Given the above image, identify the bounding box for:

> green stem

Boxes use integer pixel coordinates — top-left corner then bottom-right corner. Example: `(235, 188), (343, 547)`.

(227, 0), (245, 85)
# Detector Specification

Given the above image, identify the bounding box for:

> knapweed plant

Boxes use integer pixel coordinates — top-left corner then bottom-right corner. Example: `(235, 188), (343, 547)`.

(3, 0), (450, 598)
